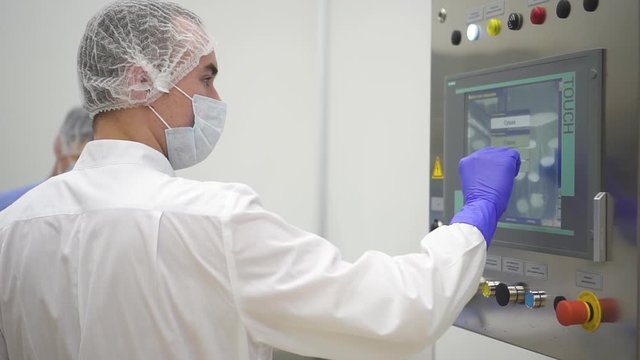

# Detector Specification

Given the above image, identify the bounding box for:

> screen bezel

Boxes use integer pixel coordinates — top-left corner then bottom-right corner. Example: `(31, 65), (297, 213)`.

(443, 49), (603, 259)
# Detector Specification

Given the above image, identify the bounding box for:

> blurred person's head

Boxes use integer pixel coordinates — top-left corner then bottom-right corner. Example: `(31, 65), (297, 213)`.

(51, 107), (93, 176)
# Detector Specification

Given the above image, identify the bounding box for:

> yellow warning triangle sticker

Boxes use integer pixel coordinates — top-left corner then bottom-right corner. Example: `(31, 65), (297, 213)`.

(432, 156), (444, 179)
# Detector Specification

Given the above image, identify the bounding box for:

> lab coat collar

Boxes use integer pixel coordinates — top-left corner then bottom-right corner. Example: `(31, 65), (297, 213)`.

(74, 140), (175, 176)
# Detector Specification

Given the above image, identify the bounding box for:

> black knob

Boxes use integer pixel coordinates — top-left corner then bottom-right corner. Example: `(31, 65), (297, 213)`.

(495, 283), (526, 306)
(507, 13), (523, 30)
(451, 30), (462, 46)
(556, 0), (571, 18)
(583, 0), (598, 12)
(496, 283), (511, 306)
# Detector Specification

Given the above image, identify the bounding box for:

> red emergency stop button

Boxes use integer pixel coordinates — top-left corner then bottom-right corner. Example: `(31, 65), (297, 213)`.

(530, 6), (547, 25)
(556, 300), (591, 326)
(555, 291), (618, 332)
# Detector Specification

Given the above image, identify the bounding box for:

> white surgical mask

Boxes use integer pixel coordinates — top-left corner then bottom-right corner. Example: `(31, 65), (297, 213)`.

(148, 86), (227, 170)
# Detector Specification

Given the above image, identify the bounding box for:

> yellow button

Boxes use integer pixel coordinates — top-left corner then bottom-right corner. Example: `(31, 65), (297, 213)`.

(487, 18), (502, 36)
(482, 282), (492, 297)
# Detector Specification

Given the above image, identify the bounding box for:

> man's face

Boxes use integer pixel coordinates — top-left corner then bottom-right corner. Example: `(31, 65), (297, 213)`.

(151, 52), (220, 129)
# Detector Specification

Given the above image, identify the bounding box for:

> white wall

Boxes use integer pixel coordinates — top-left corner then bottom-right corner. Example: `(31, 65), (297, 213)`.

(326, 0), (431, 259)
(325, 1), (432, 358)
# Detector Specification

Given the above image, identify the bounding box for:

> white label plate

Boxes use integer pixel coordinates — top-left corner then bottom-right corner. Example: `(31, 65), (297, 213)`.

(525, 262), (548, 280)
(484, 0), (505, 18)
(485, 255), (502, 271)
(576, 271), (603, 290)
(502, 257), (524, 275)
(467, 6), (484, 23)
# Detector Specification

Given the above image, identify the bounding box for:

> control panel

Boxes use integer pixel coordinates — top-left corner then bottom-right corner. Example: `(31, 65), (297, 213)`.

(429, 0), (639, 358)
(480, 279), (619, 332)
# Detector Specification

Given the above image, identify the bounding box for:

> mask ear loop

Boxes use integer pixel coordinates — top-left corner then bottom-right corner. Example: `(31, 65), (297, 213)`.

(147, 105), (172, 129)
(173, 85), (194, 101)
(147, 84), (194, 129)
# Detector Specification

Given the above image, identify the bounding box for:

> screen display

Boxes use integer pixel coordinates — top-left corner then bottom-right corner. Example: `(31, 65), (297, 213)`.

(446, 50), (601, 257)
(466, 80), (562, 228)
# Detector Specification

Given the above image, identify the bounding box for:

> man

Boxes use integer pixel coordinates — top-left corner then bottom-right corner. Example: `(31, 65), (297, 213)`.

(0, 1), (520, 359)
(0, 107), (92, 211)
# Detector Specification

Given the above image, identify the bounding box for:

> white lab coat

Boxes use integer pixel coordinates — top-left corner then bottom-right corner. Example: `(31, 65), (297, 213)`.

(0, 140), (486, 360)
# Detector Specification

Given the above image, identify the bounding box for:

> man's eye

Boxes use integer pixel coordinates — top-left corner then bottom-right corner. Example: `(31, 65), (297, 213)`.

(203, 77), (213, 87)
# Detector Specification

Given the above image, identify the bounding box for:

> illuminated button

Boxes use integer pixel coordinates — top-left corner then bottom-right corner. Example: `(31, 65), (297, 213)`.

(466, 24), (481, 42)
(507, 13), (524, 30)
(530, 6), (547, 25)
(486, 18), (502, 36)
(556, 0), (571, 19)
(556, 300), (591, 326)
(481, 281), (500, 298)
(495, 283), (526, 306)
(525, 290), (547, 309)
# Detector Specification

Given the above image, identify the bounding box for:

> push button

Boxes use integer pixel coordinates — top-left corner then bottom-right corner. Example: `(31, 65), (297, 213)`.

(556, 0), (571, 18)
(583, 0), (598, 12)
(451, 30), (462, 46)
(525, 290), (547, 309)
(555, 290), (619, 332)
(530, 6), (547, 25)
(556, 299), (591, 326)
(486, 18), (502, 36)
(495, 283), (526, 306)
(466, 24), (481, 42)
(507, 13), (523, 30)
(481, 280), (500, 298)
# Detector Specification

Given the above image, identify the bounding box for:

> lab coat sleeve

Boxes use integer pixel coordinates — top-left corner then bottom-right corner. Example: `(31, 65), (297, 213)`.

(222, 185), (486, 360)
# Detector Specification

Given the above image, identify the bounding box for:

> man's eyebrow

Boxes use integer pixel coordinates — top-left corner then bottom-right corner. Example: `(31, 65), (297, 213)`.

(204, 63), (218, 76)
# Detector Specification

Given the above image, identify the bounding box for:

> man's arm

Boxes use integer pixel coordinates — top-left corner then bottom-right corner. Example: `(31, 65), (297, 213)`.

(222, 185), (486, 360)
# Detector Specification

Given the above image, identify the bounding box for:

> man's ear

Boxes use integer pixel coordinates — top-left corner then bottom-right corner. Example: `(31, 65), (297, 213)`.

(127, 65), (151, 101)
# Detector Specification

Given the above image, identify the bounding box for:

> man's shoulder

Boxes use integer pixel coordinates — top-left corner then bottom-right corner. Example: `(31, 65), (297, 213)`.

(0, 182), (40, 211)
(160, 178), (260, 214)
(169, 178), (256, 196)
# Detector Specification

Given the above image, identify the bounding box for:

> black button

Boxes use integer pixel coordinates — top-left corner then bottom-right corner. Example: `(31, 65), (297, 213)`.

(495, 283), (511, 306)
(583, 0), (598, 12)
(451, 30), (462, 46)
(556, 0), (571, 18)
(507, 12), (523, 30)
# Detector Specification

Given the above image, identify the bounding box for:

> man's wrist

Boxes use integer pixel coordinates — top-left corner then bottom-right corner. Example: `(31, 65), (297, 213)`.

(450, 200), (498, 245)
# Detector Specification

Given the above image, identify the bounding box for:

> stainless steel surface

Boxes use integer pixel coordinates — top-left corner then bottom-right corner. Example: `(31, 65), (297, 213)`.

(430, 1), (639, 359)
(593, 192), (608, 262)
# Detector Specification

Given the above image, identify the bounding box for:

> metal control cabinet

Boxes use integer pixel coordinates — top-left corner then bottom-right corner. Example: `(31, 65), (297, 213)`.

(429, 1), (639, 359)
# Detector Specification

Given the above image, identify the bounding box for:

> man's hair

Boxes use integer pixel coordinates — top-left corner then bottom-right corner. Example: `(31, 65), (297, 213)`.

(77, 0), (213, 118)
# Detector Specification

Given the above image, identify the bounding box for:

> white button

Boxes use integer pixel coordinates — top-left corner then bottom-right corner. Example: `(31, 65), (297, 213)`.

(467, 24), (481, 41)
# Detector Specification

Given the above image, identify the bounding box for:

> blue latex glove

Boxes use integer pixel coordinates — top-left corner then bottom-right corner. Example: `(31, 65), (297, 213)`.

(450, 147), (521, 246)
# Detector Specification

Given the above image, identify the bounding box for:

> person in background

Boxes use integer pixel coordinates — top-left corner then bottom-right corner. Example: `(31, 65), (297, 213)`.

(0, 1), (520, 359)
(0, 107), (92, 211)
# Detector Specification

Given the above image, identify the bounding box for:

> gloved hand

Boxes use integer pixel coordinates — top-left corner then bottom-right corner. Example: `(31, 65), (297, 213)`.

(450, 146), (521, 246)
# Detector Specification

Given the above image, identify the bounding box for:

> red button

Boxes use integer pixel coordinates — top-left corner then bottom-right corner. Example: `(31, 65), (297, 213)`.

(556, 300), (590, 326)
(530, 6), (547, 25)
